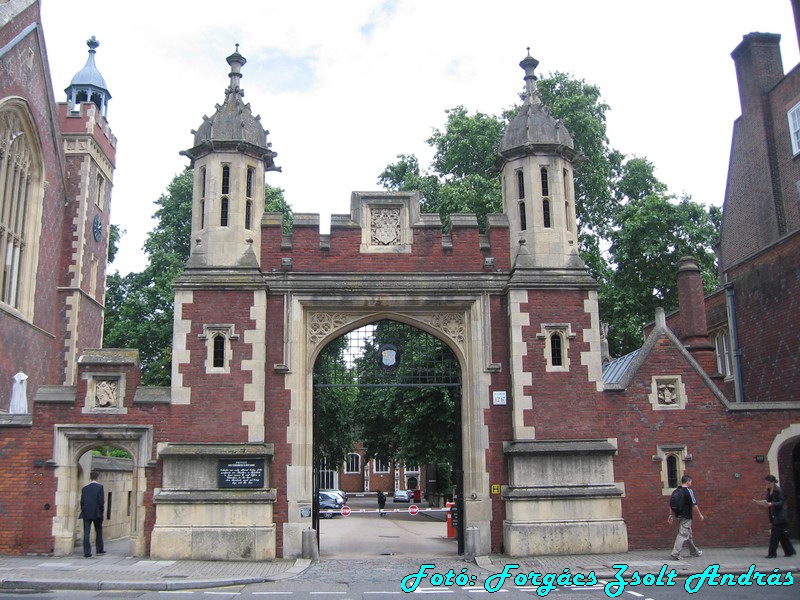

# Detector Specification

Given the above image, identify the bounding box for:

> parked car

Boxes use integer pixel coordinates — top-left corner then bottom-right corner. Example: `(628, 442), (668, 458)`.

(320, 488), (348, 504)
(318, 492), (342, 518)
(393, 489), (411, 502)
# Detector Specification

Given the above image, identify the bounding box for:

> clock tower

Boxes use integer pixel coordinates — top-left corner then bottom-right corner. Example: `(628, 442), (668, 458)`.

(58, 36), (117, 385)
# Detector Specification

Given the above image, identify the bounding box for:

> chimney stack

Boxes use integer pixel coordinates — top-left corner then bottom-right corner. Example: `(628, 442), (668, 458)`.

(676, 257), (716, 372)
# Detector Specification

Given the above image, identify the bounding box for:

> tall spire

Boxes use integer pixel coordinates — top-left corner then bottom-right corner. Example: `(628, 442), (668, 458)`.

(226, 43), (246, 93)
(520, 47), (541, 106)
(65, 36), (111, 118)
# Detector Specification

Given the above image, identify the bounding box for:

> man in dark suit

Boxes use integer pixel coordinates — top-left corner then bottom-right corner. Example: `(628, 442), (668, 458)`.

(79, 470), (105, 557)
(764, 474), (796, 558)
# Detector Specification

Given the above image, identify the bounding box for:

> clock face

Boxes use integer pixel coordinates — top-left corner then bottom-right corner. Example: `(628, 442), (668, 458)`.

(93, 214), (102, 242)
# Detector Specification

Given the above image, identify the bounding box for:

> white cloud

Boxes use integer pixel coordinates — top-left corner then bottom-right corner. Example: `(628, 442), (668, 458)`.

(40, 0), (800, 275)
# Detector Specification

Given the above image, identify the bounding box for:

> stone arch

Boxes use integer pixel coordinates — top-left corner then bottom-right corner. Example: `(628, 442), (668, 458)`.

(767, 424), (800, 536)
(50, 425), (154, 556)
(767, 424), (800, 476)
(280, 295), (494, 558)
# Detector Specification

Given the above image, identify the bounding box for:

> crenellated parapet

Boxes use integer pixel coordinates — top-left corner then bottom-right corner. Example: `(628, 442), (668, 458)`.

(261, 191), (510, 274)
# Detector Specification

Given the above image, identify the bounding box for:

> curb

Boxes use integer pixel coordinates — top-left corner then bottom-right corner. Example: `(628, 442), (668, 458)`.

(0, 558), (312, 592)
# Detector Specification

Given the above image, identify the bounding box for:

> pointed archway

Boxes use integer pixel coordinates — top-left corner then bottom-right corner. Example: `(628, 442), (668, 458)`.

(312, 319), (464, 556)
(51, 425), (153, 556)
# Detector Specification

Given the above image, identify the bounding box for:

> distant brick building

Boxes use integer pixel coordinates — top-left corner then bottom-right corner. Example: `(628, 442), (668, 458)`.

(1, 0), (798, 561)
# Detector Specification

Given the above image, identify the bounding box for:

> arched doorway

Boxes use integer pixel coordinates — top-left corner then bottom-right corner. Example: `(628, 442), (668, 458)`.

(73, 444), (135, 555)
(312, 319), (464, 556)
(51, 425), (153, 557)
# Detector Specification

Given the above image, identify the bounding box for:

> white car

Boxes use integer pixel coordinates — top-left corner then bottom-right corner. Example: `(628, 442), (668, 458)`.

(393, 489), (411, 502)
(320, 489), (347, 504)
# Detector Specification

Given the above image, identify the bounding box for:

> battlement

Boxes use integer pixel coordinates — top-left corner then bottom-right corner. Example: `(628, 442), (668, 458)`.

(58, 101), (117, 164)
(261, 191), (510, 273)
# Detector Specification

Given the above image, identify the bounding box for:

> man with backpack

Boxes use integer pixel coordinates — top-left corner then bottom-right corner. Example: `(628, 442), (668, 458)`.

(668, 474), (704, 560)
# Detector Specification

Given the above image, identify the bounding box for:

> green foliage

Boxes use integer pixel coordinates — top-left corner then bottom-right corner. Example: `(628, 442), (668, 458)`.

(266, 182), (293, 233)
(377, 73), (721, 356)
(604, 192), (721, 354)
(91, 446), (132, 458)
(108, 224), (123, 264)
(103, 171), (292, 385)
(378, 106), (503, 231)
(313, 321), (460, 483)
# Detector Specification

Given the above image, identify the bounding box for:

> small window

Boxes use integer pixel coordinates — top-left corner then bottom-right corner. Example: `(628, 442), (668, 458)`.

(538, 324), (573, 371)
(565, 201), (572, 231)
(516, 169), (525, 199)
(221, 165), (230, 195)
(519, 201), (527, 231)
(212, 334), (225, 368)
(373, 457), (390, 473)
(542, 199), (551, 228)
(246, 167), (254, 198)
(200, 324), (238, 374)
(550, 332), (563, 366)
(540, 167), (549, 197)
(96, 174), (105, 209)
(220, 197), (229, 227)
(245, 168), (254, 230)
(345, 453), (361, 474)
(789, 102), (800, 155)
(656, 445), (689, 492)
(666, 454), (680, 489)
(714, 330), (732, 377)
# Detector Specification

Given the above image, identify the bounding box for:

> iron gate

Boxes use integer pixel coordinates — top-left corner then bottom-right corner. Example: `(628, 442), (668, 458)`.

(312, 319), (464, 553)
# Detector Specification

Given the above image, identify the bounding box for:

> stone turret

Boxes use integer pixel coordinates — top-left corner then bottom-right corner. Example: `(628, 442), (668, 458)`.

(180, 46), (280, 268)
(495, 50), (587, 279)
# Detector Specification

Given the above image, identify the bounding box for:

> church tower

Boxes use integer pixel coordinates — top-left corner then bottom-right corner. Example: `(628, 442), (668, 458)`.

(58, 36), (117, 386)
(496, 50), (586, 276)
(180, 46), (280, 268)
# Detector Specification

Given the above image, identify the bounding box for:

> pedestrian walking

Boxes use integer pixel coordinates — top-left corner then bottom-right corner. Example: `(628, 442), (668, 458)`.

(762, 475), (796, 558)
(668, 474), (704, 560)
(377, 490), (386, 516)
(79, 471), (105, 557)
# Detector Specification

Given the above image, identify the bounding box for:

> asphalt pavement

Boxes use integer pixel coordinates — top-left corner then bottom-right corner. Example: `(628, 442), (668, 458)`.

(0, 537), (797, 592)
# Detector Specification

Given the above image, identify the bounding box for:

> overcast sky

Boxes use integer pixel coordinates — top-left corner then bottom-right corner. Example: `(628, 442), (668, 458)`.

(40, 0), (800, 275)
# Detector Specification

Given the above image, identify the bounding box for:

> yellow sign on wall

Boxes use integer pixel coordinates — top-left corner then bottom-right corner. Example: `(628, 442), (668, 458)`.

(491, 484), (501, 495)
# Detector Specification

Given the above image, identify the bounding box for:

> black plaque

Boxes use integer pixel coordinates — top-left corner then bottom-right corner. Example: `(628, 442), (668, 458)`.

(217, 458), (265, 489)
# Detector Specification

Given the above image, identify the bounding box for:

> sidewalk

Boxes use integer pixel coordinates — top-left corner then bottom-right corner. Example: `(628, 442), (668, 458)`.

(0, 541), (797, 591)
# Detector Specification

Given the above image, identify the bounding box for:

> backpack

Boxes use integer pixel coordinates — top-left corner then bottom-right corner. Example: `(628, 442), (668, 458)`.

(670, 487), (685, 516)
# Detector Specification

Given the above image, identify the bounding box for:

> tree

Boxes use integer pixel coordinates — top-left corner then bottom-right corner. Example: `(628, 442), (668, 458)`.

(103, 171), (291, 384)
(377, 74), (721, 356)
(378, 106), (503, 230)
(604, 188), (721, 354)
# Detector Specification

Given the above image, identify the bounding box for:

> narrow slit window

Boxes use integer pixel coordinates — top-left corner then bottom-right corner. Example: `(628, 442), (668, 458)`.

(213, 334), (225, 368)
(221, 165), (230, 195)
(540, 167), (549, 197)
(246, 167), (254, 198)
(220, 197), (229, 227)
(550, 332), (563, 366)
(666, 454), (679, 489)
(200, 167), (206, 229)
(245, 199), (252, 230)
(517, 170), (525, 199)
(519, 201), (527, 231)
(542, 199), (551, 228)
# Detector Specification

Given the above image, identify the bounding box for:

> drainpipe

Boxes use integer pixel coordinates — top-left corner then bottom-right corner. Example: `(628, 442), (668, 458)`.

(724, 277), (744, 402)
